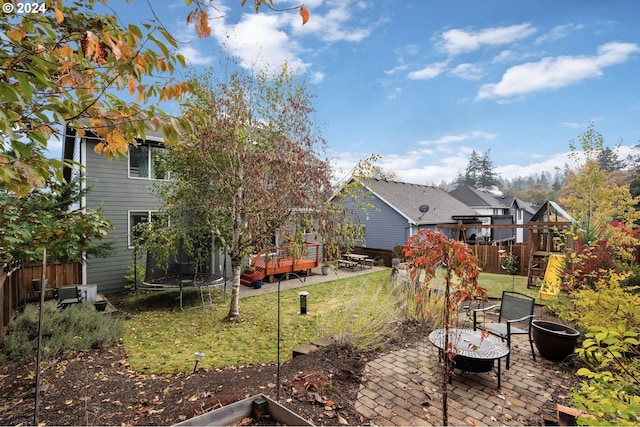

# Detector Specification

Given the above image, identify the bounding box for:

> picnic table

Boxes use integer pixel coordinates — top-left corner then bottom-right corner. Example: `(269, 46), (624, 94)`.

(338, 253), (374, 270)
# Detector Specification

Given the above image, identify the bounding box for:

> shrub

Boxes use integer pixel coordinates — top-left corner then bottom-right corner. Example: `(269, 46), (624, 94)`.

(1, 301), (122, 363)
(389, 271), (444, 328)
(556, 272), (640, 331)
(316, 278), (400, 352)
(571, 325), (640, 426)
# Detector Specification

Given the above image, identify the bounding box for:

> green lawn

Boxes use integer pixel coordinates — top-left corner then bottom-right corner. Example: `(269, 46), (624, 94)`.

(120, 268), (544, 374)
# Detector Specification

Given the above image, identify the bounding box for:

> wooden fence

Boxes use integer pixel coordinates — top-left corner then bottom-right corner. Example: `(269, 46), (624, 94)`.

(355, 243), (531, 275)
(0, 262), (82, 339)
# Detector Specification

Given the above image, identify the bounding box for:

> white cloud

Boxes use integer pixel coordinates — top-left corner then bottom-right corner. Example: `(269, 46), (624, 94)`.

(210, 11), (310, 76)
(45, 133), (63, 160)
(560, 121), (585, 129)
(450, 63), (484, 80)
(418, 131), (497, 146)
(292, 1), (378, 43)
(437, 23), (537, 56)
(196, 0), (376, 78)
(386, 86), (403, 100)
(535, 23), (584, 45)
(477, 42), (640, 101)
(310, 71), (326, 84)
(177, 45), (214, 65)
(496, 152), (570, 180)
(408, 61), (448, 80)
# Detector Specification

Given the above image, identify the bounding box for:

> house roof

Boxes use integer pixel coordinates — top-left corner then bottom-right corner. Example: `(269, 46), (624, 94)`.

(449, 186), (509, 209)
(363, 179), (478, 225)
(503, 196), (539, 215)
(530, 201), (574, 223)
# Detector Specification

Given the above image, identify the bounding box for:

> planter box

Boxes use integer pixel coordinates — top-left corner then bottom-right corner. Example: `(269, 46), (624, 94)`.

(173, 394), (312, 426)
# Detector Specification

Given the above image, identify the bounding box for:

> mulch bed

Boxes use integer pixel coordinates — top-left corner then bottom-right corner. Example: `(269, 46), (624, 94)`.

(1, 297), (581, 426)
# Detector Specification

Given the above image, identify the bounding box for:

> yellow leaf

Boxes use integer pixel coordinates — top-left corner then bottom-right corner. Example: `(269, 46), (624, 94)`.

(300, 6), (310, 26)
(104, 34), (122, 60)
(7, 27), (26, 42)
(195, 10), (211, 38)
(128, 76), (136, 95)
(58, 44), (73, 59)
(54, 8), (64, 24)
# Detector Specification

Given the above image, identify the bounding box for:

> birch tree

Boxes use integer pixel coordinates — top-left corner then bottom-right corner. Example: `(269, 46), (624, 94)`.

(160, 66), (329, 319)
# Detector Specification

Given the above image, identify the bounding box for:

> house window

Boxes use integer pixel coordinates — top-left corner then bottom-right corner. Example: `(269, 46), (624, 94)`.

(128, 211), (167, 248)
(129, 143), (168, 180)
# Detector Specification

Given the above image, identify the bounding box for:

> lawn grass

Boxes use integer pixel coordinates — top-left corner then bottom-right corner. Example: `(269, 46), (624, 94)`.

(477, 271), (541, 301)
(120, 269), (544, 374)
(121, 270), (393, 373)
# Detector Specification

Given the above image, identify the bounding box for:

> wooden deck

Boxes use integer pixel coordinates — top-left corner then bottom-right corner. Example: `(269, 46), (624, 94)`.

(240, 243), (321, 286)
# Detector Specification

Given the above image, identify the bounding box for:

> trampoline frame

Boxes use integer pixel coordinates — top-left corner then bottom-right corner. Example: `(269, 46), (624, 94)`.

(133, 237), (228, 310)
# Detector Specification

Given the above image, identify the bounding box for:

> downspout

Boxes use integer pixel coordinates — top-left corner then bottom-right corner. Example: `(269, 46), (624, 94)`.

(80, 134), (88, 285)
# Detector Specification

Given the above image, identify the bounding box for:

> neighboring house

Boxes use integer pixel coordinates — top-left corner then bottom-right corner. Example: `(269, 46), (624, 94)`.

(334, 178), (478, 252)
(502, 196), (539, 243)
(449, 186), (514, 244)
(62, 125), (213, 294)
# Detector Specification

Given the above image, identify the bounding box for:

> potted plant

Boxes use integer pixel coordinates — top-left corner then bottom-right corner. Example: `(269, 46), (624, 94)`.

(531, 319), (580, 361)
(391, 245), (403, 266)
(321, 262), (331, 275)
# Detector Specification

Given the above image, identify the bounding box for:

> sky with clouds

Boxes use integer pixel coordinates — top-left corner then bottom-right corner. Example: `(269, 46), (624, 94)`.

(53, 0), (640, 186)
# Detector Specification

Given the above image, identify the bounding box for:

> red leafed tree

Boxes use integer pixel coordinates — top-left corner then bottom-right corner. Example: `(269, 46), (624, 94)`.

(403, 229), (485, 426)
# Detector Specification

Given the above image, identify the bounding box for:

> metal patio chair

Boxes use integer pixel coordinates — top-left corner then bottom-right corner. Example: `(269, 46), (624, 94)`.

(473, 290), (536, 369)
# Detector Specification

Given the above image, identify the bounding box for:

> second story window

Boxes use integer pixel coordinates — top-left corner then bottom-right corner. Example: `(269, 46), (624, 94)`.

(129, 143), (168, 180)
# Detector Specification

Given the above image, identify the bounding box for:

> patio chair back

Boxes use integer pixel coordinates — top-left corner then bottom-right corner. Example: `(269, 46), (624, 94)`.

(499, 291), (535, 325)
(57, 286), (82, 307)
(473, 290), (536, 369)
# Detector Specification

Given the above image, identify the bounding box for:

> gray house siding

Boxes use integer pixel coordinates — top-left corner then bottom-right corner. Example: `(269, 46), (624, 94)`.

(341, 193), (410, 251)
(82, 137), (163, 294)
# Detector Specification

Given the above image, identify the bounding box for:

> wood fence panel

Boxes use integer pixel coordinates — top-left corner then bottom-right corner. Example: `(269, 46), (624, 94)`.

(0, 262), (81, 338)
(355, 244), (531, 275)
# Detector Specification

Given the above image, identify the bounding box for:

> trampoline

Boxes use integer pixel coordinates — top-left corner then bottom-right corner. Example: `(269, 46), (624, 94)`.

(134, 237), (227, 310)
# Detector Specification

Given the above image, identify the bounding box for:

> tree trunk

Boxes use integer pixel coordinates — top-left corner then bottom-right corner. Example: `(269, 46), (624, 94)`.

(227, 261), (242, 319)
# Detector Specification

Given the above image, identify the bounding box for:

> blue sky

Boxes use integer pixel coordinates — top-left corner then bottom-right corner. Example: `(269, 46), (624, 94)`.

(54, 0), (640, 185)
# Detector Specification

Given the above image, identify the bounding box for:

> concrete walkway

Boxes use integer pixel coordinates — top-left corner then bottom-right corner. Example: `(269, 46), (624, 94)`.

(237, 265), (386, 298)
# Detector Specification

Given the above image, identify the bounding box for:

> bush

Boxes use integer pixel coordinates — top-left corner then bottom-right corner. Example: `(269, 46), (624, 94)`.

(556, 272), (640, 331)
(316, 278), (400, 352)
(572, 325), (640, 426)
(1, 301), (122, 363)
(389, 271), (444, 327)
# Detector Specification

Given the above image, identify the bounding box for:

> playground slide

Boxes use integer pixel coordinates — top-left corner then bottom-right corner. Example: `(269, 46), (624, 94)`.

(538, 253), (564, 300)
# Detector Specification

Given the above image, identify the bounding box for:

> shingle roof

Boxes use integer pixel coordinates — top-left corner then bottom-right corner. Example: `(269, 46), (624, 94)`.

(449, 185), (509, 208)
(364, 179), (478, 225)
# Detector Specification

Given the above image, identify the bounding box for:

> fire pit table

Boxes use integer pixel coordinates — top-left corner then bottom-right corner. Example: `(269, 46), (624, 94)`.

(429, 328), (509, 388)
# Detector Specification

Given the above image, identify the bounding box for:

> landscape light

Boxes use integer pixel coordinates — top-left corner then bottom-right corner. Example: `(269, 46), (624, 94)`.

(193, 351), (205, 373)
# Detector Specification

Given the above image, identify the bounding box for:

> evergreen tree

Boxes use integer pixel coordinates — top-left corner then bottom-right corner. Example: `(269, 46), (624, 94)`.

(599, 146), (625, 172)
(478, 149), (499, 188)
(454, 149), (499, 188)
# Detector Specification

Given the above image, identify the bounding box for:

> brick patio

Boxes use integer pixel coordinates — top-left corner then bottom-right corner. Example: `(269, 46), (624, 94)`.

(355, 334), (571, 426)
